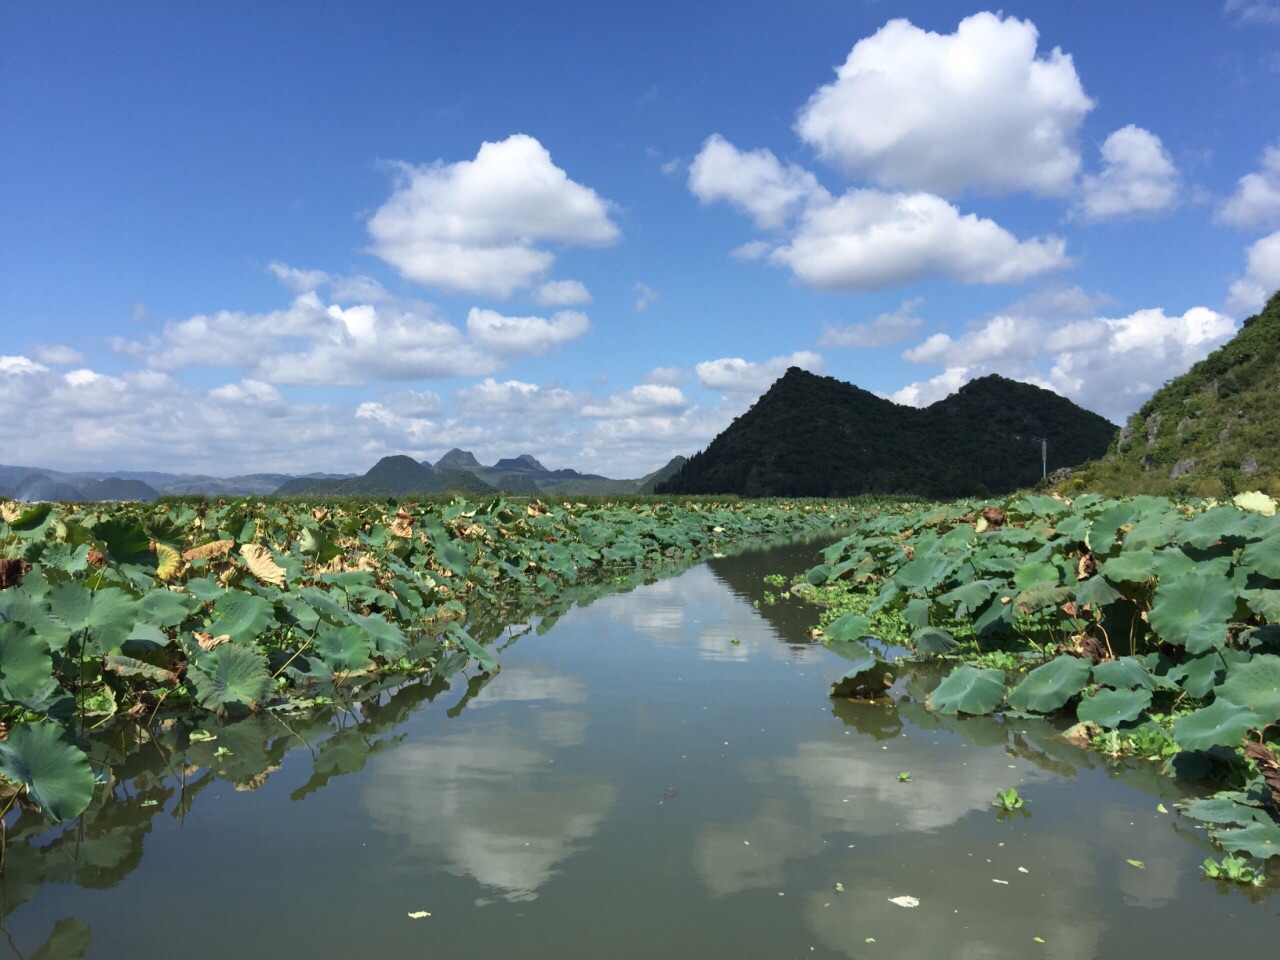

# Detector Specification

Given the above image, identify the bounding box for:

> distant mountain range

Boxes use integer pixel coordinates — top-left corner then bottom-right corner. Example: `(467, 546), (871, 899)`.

(1076, 288), (1280, 498)
(655, 368), (1118, 499)
(0, 465), (356, 502)
(277, 451), (686, 498)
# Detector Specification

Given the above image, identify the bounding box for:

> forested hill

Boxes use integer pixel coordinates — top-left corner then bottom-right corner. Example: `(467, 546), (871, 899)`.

(1077, 289), (1280, 498)
(655, 368), (1117, 499)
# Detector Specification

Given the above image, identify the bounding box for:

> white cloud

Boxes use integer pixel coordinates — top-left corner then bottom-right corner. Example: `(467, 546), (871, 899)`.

(820, 297), (924, 348)
(367, 134), (620, 298)
(1226, 230), (1280, 314)
(769, 189), (1069, 291)
(1217, 144), (1280, 229)
(1076, 125), (1179, 221)
(695, 351), (823, 393)
(534, 279), (592, 306)
(465, 308), (590, 357)
(644, 366), (687, 387)
(581, 384), (687, 418)
(267, 261), (331, 293)
(31, 345), (84, 366)
(794, 13), (1093, 196)
(688, 134), (823, 228)
(893, 304), (1237, 422)
(1225, 1), (1280, 24)
(634, 282), (659, 313)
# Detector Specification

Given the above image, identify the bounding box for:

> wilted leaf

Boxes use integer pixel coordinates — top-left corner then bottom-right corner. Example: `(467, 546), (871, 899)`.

(155, 543), (184, 581)
(183, 539), (235, 561)
(1233, 491), (1277, 516)
(240, 544), (286, 588)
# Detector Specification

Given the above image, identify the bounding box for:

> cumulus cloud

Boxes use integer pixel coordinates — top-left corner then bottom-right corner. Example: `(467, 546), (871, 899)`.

(644, 366), (687, 387)
(820, 297), (924, 348)
(31, 345), (83, 365)
(367, 134), (620, 298)
(634, 283), (659, 313)
(769, 189), (1069, 291)
(580, 383), (687, 417)
(1076, 126), (1179, 221)
(794, 13), (1093, 197)
(1217, 143), (1280, 229)
(892, 304), (1237, 422)
(695, 351), (823, 393)
(688, 135), (823, 228)
(534, 279), (592, 306)
(465, 308), (590, 357)
(267, 261), (331, 293)
(1226, 230), (1280, 314)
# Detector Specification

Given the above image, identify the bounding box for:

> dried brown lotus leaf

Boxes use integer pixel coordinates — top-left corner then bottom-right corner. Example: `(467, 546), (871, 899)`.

(183, 539), (235, 561)
(195, 632), (232, 651)
(240, 543), (286, 587)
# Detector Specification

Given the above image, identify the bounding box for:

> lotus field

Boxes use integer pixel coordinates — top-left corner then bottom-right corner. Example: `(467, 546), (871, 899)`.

(803, 491), (1280, 863)
(0, 495), (861, 825)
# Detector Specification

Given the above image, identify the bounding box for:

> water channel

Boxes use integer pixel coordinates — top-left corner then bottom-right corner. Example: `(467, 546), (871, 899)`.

(2, 540), (1276, 959)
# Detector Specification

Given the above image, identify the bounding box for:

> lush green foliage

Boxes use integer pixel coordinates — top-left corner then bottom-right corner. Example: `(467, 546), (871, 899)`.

(804, 490), (1280, 860)
(0, 494), (863, 822)
(1073, 289), (1280, 499)
(657, 367), (1117, 498)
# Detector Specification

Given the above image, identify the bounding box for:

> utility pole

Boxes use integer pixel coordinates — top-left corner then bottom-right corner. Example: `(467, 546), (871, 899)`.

(1037, 438), (1047, 479)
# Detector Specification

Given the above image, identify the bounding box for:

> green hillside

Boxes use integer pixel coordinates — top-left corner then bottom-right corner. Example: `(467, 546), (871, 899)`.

(1074, 289), (1280, 498)
(656, 368), (1117, 499)
(276, 456), (495, 497)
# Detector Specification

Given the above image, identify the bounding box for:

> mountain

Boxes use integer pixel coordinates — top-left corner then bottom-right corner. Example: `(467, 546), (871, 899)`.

(1074, 289), (1280, 498)
(655, 368), (1117, 499)
(275, 456), (496, 497)
(637, 456), (686, 494)
(427, 450), (654, 495)
(0, 463), (358, 501)
(435, 448), (482, 470)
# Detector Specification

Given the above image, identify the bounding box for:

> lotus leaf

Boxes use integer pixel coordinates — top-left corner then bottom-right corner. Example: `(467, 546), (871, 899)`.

(314, 622), (374, 673)
(1167, 651), (1238, 698)
(209, 591), (275, 644)
(92, 518), (152, 564)
(823, 613), (871, 644)
(184, 577), (225, 602)
(936, 579), (1000, 617)
(913, 626), (958, 656)
(805, 564), (832, 586)
(926, 665), (1005, 715)
(1179, 506), (1259, 549)
(1148, 574), (1236, 654)
(1209, 822), (1280, 860)
(1247, 590), (1280, 622)
(1215, 655), (1280, 723)
(1240, 531), (1280, 581)
(49, 583), (138, 655)
(1007, 656), (1092, 713)
(1013, 582), (1071, 616)
(830, 659), (896, 699)
(1171, 700), (1262, 752)
(1076, 687), (1152, 727)
(893, 553), (955, 591)
(1099, 550), (1157, 583)
(1092, 656), (1155, 691)
(0, 621), (53, 702)
(1086, 503), (1138, 554)
(902, 598), (931, 629)
(1073, 575), (1122, 611)
(1013, 560), (1060, 591)
(0, 722), (95, 822)
(139, 587), (199, 627)
(1182, 795), (1274, 825)
(189, 643), (273, 715)
(1233, 491), (1277, 516)
(348, 612), (409, 659)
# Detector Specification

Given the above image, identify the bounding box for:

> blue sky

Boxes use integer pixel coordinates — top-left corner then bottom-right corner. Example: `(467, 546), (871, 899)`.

(3, 1), (1280, 479)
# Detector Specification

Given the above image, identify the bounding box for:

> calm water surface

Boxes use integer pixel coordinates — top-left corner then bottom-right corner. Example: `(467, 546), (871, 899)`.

(3, 541), (1277, 959)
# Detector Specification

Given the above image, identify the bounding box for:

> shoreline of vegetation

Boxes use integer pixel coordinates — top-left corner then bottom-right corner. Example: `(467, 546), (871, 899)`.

(787, 489), (1280, 876)
(0, 493), (877, 825)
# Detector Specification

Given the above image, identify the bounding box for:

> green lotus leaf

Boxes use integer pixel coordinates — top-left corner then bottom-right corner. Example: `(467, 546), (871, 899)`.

(1171, 700), (1262, 752)
(805, 564), (832, 586)
(926, 665), (1005, 715)
(1149, 548), (1200, 581)
(49, 583), (138, 655)
(209, 590), (275, 645)
(892, 552), (955, 591)
(1182, 795), (1274, 825)
(1166, 651), (1236, 698)
(1086, 503), (1138, 554)
(0, 621), (53, 702)
(188, 643), (273, 715)
(92, 518), (152, 564)
(1076, 687), (1152, 728)
(1179, 505), (1259, 549)
(1074, 575), (1122, 611)
(823, 613), (871, 644)
(1148, 574), (1236, 654)
(1099, 550), (1156, 583)
(913, 626), (958, 656)
(1007, 655), (1092, 713)
(139, 587), (200, 628)
(0, 722), (95, 822)
(1209, 822), (1280, 860)
(184, 577), (225, 602)
(1013, 582), (1072, 616)
(1013, 560), (1060, 591)
(829, 659), (896, 699)
(936, 579), (1000, 617)
(347, 611), (408, 659)
(1091, 656), (1154, 691)
(1247, 589), (1280, 622)
(30, 917), (92, 960)
(1241, 531), (1280, 581)
(1215, 654), (1280, 723)
(314, 621), (374, 673)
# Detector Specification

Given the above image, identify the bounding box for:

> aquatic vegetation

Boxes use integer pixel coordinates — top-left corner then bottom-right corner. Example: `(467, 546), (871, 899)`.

(993, 787), (1025, 811)
(1202, 855), (1265, 886)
